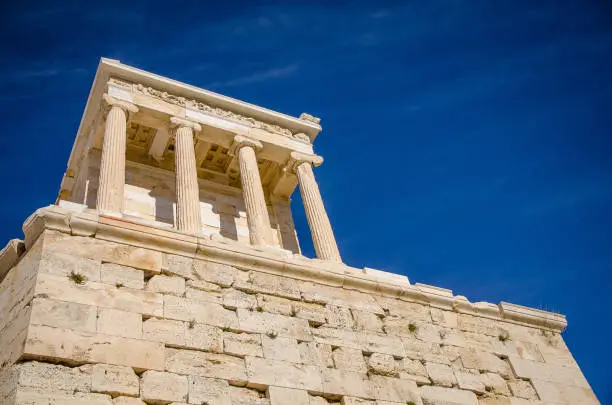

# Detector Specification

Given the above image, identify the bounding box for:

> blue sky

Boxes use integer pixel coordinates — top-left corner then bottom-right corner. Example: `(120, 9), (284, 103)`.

(1, 0), (611, 400)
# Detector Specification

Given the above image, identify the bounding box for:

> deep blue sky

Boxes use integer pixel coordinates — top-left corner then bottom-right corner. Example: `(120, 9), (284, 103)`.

(1, 0), (611, 400)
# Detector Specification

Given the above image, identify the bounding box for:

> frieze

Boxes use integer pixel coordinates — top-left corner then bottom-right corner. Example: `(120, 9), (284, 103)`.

(109, 78), (310, 143)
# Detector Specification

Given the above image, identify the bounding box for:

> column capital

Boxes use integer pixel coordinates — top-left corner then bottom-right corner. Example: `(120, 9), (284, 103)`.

(285, 151), (323, 174)
(229, 135), (263, 156)
(170, 116), (202, 133)
(102, 94), (138, 116)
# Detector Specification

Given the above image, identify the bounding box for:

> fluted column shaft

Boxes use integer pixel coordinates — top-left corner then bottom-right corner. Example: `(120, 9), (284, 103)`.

(292, 154), (341, 262)
(171, 117), (202, 234)
(97, 95), (138, 214)
(232, 136), (272, 246)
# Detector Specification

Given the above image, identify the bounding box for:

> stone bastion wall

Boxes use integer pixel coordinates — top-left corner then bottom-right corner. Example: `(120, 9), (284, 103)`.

(0, 206), (598, 405)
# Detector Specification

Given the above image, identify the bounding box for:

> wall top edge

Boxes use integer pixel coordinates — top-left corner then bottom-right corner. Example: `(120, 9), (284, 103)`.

(3, 204), (568, 333)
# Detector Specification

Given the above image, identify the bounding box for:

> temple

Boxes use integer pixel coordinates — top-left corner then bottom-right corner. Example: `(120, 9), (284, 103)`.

(0, 58), (599, 405)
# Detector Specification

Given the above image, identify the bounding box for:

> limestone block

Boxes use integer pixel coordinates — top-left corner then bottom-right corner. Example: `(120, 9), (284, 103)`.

(397, 358), (429, 384)
(457, 314), (504, 338)
(38, 252), (101, 282)
(164, 295), (238, 329)
(13, 390), (113, 405)
(97, 308), (142, 339)
(35, 273), (163, 317)
(359, 331), (404, 357)
(402, 339), (450, 365)
(91, 364), (139, 397)
(481, 373), (510, 396)
(325, 304), (354, 329)
(459, 348), (511, 378)
(256, 294), (293, 316)
(299, 281), (384, 315)
(237, 308), (312, 341)
(165, 348), (247, 384)
(30, 297), (97, 333)
(262, 335), (301, 363)
(375, 298), (430, 322)
(234, 271), (301, 300)
(101, 263), (144, 289)
(24, 325), (164, 371)
(245, 357), (322, 391)
(13, 361), (92, 393)
(143, 318), (185, 346)
(268, 386), (309, 405)
(331, 347), (367, 373)
(184, 322), (223, 352)
(430, 308), (458, 329)
(366, 353), (397, 376)
(166, 254), (196, 279)
(319, 368), (372, 399)
(141, 370), (188, 404)
(309, 396), (330, 405)
(223, 288), (257, 310)
(229, 386), (269, 405)
(477, 397), (538, 405)
(0, 306), (30, 368)
(425, 362), (456, 387)
(369, 375), (422, 404)
(192, 259), (237, 287)
(419, 385), (478, 405)
(352, 309), (383, 332)
(187, 278), (222, 292)
(454, 370), (485, 394)
(298, 341), (333, 368)
(530, 378), (599, 404)
(224, 332), (263, 357)
(185, 286), (223, 304)
(508, 356), (590, 388)
(341, 398), (375, 405)
(188, 376), (230, 405)
(507, 380), (538, 400)
(146, 275), (185, 296)
(292, 301), (326, 326)
(114, 397), (147, 405)
(45, 235), (162, 273)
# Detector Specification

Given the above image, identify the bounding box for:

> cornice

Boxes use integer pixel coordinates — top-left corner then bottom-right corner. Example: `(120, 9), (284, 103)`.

(4, 205), (567, 333)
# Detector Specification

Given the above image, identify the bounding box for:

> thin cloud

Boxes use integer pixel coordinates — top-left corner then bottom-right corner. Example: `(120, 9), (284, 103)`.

(206, 64), (299, 89)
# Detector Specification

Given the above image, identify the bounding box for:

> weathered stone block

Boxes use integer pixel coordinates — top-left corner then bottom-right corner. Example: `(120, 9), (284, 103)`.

(292, 301), (326, 326)
(143, 318), (185, 346)
(425, 362), (456, 387)
(454, 370), (485, 393)
(268, 386), (309, 405)
(352, 309), (383, 332)
(419, 385), (478, 405)
(298, 342), (333, 367)
(324, 304), (354, 329)
(459, 348), (511, 378)
(13, 361), (92, 393)
(245, 357), (322, 391)
(507, 379), (538, 400)
(184, 322), (223, 352)
(141, 370), (188, 404)
(146, 275), (185, 296)
(192, 259), (237, 287)
(229, 386), (269, 405)
(113, 397), (147, 405)
(165, 348), (246, 384)
(30, 298), (97, 333)
(187, 376), (230, 405)
(332, 347), (367, 373)
(262, 335), (301, 362)
(369, 375), (422, 404)
(97, 308), (142, 339)
(256, 294), (293, 316)
(164, 295), (238, 329)
(237, 309), (312, 341)
(235, 271), (301, 300)
(397, 358), (429, 384)
(13, 390), (113, 405)
(366, 353), (397, 376)
(101, 263), (144, 290)
(24, 325), (164, 371)
(223, 332), (263, 357)
(185, 286), (223, 304)
(319, 368), (372, 399)
(223, 288), (257, 310)
(38, 252), (101, 282)
(91, 364), (139, 397)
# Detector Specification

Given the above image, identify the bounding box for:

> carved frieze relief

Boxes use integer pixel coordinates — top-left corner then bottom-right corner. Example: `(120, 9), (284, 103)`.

(109, 78), (311, 144)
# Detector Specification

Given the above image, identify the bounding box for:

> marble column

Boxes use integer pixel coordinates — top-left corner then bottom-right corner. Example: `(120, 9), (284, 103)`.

(170, 117), (202, 234)
(230, 135), (273, 246)
(96, 94), (138, 214)
(288, 152), (341, 262)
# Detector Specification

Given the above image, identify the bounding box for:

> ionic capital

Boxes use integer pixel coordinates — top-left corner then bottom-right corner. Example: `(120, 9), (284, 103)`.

(285, 151), (323, 174)
(102, 94), (138, 117)
(229, 135), (263, 156)
(170, 116), (202, 133)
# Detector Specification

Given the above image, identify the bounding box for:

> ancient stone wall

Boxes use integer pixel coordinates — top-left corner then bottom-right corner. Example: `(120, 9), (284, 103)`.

(0, 228), (598, 405)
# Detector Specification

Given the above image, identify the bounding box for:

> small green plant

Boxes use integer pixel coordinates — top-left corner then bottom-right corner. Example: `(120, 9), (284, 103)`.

(407, 401), (416, 405)
(408, 323), (417, 334)
(256, 306), (264, 312)
(498, 330), (510, 342)
(188, 320), (195, 329)
(485, 386), (494, 393)
(68, 271), (86, 285)
(115, 282), (124, 288)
